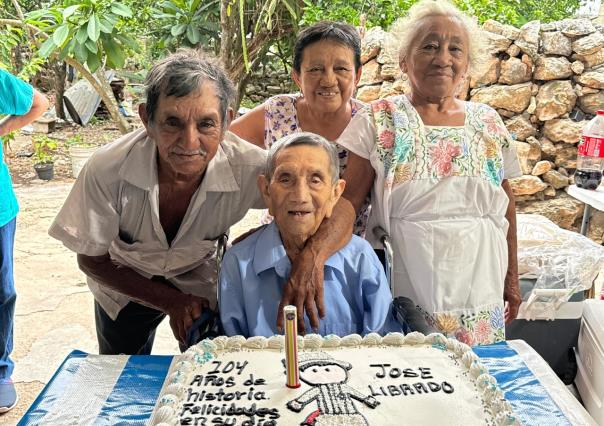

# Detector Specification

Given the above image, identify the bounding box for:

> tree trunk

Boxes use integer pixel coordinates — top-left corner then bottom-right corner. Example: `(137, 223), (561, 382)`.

(53, 61), (66, 120)
(219, 0), (235, 71)
(94, 69), (130, 134)
(66, 58), (130, 134)
(0, 18), (130, 134)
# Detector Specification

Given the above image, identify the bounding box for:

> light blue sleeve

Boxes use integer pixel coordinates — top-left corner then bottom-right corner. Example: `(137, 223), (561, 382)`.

(218, 250), (249, 337)
(359, 250), (404, 335)
(0, 69), (34, 116)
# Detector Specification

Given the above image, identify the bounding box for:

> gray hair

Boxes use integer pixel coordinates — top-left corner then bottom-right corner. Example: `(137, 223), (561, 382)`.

(265, 132), (340, 184)
(144, 49), (236, 127)
(391, 0), (487, 75)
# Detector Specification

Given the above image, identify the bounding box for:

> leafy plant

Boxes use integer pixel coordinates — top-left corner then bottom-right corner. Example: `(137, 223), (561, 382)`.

(65, 133), (97, 148)
(26, 0), (140, 73)
(300, 0), (582, 28)
(32, 134), (57, 164)
(2, 130), (18, 157)
(151, 0), (220, 51)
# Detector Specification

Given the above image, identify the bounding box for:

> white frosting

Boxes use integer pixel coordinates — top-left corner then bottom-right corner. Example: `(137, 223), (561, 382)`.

(150, 334), (520, 426)
(226, 335), (246, 349)
(303, 334), (324, 349)
(245, 336), (267, 349)
(340, 334), (363, 346)
(322, 334), (342, 347)
(362, 333), (382, 346)
(267, 335), (284, 349)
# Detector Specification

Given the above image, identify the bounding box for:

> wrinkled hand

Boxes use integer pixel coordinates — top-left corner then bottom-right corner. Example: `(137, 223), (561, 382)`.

(164, 293), (209, 345)
(504, 275), (521, 325)
(277, 250), (325, 334)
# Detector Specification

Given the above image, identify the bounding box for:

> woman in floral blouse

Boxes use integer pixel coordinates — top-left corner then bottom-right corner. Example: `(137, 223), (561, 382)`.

(230, 21), (370, 235)
(338, 0), (522, 345)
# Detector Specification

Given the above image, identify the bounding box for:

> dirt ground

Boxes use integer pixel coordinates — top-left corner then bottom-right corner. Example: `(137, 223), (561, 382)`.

(1, 123), (262, 424)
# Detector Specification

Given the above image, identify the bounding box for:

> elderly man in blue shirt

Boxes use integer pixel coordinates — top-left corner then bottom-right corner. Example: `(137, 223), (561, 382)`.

(219, 132), (402, 337)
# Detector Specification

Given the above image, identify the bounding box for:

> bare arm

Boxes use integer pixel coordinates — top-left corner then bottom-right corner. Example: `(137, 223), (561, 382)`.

(0, 89), (49, 136)
(229, 104), (267, 148)
(501, 179), (520, 324)
(77, 253), (208, 344)
(342, 152), (375, 213)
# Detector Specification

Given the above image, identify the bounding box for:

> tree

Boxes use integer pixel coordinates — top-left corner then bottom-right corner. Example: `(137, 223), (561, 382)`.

(220, 0), (301, 106)
(301, 0), (582, 29)
(1, 0), (140, 133)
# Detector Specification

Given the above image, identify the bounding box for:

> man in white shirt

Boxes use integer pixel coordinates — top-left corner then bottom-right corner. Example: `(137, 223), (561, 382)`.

(49, 50), (269, 354)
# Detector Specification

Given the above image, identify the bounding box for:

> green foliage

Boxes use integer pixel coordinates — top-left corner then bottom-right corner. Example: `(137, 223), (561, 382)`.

(301, 0), (412, 28)
(32, 135), (58, 164)
(2, 130), (18, 148)
(65, 133), (97, 148)
(301, 0), (582, 29)
(26, 0), (140, 72)
(0, 26), (24, 70)
(455, 0), (581, 26)
(151, 0), (220, 51)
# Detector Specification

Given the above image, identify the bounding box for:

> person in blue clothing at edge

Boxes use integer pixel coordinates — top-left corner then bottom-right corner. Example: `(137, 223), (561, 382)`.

(0, 69), (49, 413)
(219, 132), (403, 337)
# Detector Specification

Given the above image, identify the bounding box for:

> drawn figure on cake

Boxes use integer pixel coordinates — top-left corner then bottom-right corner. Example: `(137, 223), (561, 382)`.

(285, 352), (379, 426)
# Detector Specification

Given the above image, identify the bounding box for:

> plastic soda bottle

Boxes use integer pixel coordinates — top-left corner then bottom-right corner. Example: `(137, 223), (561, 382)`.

(575, 110), (604, 190)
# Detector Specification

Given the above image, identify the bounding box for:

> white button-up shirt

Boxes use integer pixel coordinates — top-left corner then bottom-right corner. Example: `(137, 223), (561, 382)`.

(49, 128), (266, 319)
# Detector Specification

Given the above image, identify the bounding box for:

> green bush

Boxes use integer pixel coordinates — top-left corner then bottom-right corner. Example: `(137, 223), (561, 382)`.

(32, 135), (57, 165)
(301, 0), (582, 29)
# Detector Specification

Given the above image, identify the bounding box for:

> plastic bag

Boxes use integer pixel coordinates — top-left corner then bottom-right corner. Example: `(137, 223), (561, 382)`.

(517, 214), (604, 293)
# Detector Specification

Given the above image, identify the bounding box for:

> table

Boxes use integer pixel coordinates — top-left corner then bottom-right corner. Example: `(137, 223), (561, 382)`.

(566, 185), (604, 235)
(18, 341), (596, 426)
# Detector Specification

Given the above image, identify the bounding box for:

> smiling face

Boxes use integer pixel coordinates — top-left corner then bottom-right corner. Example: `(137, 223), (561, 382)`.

(258, 144), (345, 248)
(292, 39), (361, 115)
(140, 81), (231, 180)
(401, 16), (470, 101)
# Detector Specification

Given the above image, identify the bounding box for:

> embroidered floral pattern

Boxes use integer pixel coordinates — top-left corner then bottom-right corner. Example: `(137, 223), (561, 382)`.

(262, 94), (369, 235)
(429, 306), (505, 345)
(429, 139), (462, 178)
(369, 95), (512, 188)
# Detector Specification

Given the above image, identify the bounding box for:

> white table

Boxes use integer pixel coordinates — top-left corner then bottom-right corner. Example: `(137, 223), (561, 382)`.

(566, 185), (604, 235)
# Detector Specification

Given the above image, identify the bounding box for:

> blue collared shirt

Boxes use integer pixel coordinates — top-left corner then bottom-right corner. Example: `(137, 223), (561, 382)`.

(219, 222), (403, 337)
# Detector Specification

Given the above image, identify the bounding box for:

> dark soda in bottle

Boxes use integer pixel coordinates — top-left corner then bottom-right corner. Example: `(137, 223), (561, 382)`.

(575, 110), (604, 190)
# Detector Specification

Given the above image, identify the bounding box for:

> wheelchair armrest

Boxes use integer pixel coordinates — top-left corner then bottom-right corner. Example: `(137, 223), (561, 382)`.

(393, 297), (439, 335)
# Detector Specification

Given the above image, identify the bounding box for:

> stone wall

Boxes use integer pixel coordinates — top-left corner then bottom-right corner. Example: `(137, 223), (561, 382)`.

(357, 19), (604, 241)
(244, 62), (294, 104)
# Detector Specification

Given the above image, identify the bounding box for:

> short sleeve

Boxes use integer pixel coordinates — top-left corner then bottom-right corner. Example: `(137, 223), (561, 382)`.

(502, 140), (522, 179)
(218, 251), (248, 337)
(337, 107), (377, 160)
(479, 105), (522, 180)
(48, 155), (120, 256)
(0, 69), (34, 116)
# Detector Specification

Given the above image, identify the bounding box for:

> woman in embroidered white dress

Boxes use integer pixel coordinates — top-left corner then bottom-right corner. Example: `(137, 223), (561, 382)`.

(338, 0), (522, 345)
(230, 21), (370, 235)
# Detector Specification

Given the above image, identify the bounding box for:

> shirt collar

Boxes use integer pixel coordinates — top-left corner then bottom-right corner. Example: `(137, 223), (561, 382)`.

(252, 222), (343, 278)
(119, 129), (239, 193)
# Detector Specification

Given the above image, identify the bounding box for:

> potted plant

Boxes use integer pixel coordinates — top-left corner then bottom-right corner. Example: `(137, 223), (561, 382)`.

(65, 134), (99, 178)
(32, 135), (57, 180)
